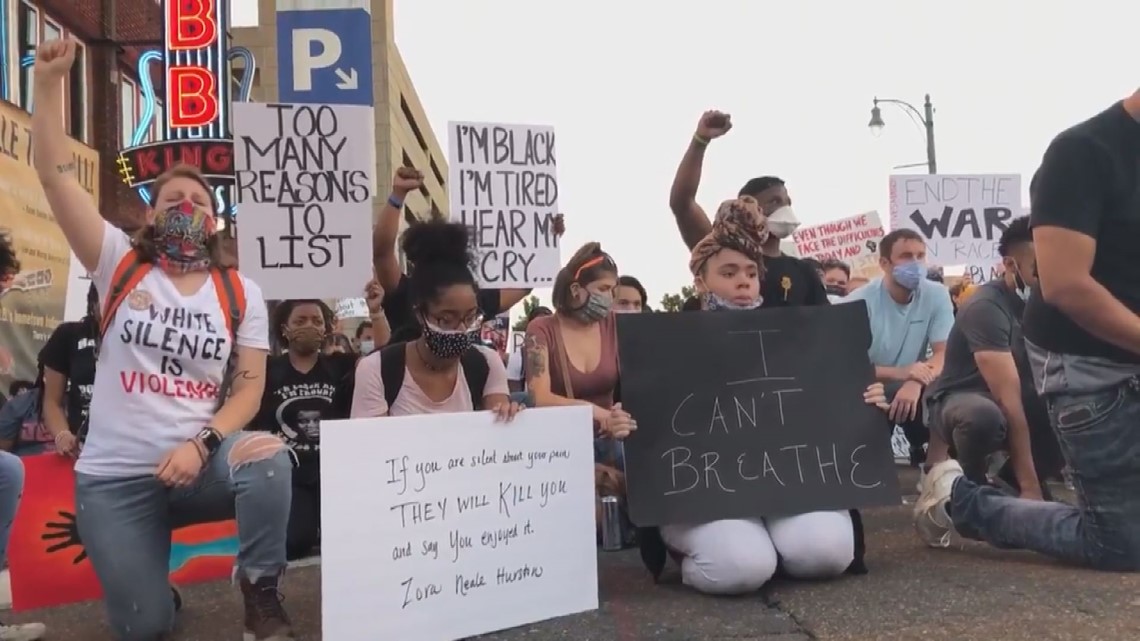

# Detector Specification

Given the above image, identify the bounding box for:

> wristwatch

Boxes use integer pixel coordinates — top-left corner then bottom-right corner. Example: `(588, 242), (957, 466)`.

(194, 427), (224, 456)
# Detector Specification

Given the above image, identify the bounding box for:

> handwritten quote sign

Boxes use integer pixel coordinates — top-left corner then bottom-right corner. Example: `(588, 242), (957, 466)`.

(320, 407), (598, 641)
(793, 211), (885, 279)
(448, 121), (561, 288)
(889, 174), (1021, 281)
(616, 304), (899, 525)
(233, 102), (374, 298)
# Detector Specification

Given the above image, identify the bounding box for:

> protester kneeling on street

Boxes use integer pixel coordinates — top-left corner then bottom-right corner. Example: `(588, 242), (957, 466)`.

(351, 220), (521, 423)
(638, 197), (890, 595)
(524, 245), (636, 540)
(33, 38), (293, 641)
(922, 217), (1048, 499)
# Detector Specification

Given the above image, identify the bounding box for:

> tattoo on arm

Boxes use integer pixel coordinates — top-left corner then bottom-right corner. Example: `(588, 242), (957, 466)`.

(524, 336), (547, 381)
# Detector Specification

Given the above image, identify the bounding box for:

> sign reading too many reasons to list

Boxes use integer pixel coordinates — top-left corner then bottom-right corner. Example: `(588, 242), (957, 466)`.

(319, 407), (599, 641)
(449, 121), (562, 288)
(889, 174), (1021, 281)
(233, 102), (374, 299)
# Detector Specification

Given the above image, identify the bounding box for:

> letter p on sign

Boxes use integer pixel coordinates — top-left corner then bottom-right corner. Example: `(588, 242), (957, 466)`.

(293, 28), (342, 92)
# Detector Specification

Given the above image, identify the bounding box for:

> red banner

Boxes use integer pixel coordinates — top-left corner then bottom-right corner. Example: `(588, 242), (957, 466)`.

(9, 454), (238, 611)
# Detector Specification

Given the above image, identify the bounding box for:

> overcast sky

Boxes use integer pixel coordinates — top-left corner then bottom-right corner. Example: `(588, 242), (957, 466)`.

(234, 1), (1137, 309)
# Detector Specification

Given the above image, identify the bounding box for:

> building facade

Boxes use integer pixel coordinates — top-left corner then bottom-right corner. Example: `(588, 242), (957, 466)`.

(0, 0), (172, 387)
(1, 0), (170, 228)
(233, 0), (450, 236)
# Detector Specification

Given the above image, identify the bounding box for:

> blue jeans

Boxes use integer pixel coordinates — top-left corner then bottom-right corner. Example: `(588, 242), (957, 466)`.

(0, 451), (23, 567)
(76, 433), (293, 640)
(950, 380), (1140, 570)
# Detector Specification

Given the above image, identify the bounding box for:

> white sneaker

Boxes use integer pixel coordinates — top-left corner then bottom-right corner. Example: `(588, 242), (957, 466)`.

(890, 426), (911, 463)
(913, 460), (963, 548)
(0, 622), (46, 641)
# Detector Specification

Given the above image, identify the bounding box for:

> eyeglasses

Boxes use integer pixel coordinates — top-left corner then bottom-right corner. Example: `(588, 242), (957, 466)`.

(424, 312), (484, 332)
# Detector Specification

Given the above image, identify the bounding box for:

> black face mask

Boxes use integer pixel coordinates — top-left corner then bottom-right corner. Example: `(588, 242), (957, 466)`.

(825, 285), (845, 296)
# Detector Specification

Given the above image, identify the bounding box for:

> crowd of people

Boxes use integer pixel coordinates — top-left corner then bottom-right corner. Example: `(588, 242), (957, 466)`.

(0, 39), (1134, 641)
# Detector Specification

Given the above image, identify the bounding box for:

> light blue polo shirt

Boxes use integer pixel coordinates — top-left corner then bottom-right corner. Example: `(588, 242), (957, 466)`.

(841, 276), (954, 368)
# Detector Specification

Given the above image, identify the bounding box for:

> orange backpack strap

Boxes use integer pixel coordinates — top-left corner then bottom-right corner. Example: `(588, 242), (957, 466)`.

(210, 267), (246, 342)
(99, 249), (151, 340)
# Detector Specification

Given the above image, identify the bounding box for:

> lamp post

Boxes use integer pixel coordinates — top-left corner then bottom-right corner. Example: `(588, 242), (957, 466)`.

(868, 94), (937, 174)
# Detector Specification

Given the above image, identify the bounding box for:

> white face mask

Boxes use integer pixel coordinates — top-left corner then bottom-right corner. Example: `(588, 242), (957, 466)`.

(765, 205), (800, 239)
(359, 340), (375, 355)
(613, 308), (640, 314)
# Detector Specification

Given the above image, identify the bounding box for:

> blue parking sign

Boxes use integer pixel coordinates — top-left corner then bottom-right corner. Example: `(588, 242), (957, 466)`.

(276, 9), (374, 106)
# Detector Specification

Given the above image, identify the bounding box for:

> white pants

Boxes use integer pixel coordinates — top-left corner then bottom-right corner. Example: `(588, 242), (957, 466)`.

(660, 510), (855, 595)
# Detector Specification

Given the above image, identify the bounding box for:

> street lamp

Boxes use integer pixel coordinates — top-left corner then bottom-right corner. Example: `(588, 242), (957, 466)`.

(868, 94), (937, 174)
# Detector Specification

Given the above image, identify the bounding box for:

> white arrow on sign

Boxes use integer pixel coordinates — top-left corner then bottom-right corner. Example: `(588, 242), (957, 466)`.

(335, 68), (358, 90)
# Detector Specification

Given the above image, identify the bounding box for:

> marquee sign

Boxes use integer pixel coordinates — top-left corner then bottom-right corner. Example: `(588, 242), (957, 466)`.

(116, 0), (257, 216)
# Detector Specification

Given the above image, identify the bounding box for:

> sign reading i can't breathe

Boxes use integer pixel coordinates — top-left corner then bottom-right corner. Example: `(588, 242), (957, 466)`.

(889, 174), (1022, 281)
(233, 102), (375, 298)
(448, 122), (561, 289)
(616, 303), (900, 526)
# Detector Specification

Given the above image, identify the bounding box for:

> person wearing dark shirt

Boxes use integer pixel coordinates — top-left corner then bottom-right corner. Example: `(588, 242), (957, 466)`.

(372, 168), (565, 336)
(668, 110), (829, 309)
(254, 299), (360, 560)
(39, 284), (98, 457)
(915, 94), (1140, 571)
(923, 217), (1040, 495)
(821, 259), (850, 297)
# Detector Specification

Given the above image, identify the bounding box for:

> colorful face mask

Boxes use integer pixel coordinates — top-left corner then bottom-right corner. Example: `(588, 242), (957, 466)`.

(152, 200), (215, 273)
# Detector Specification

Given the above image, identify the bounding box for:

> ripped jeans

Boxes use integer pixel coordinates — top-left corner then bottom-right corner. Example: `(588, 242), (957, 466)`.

(75, 432), (292, 641)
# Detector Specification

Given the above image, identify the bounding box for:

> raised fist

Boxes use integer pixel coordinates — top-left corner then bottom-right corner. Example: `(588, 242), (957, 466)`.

(696, 110), (732, 140)
(392, 167), (424, 196)
(34, 39), (77, 81)
(363, 278), (384, 314)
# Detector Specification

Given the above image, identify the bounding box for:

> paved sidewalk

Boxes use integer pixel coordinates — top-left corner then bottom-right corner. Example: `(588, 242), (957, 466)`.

(11, 472), (1140, 640)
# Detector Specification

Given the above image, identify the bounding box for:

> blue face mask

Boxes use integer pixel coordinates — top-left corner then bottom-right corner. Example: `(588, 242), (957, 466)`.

(892, 260), (925, 291)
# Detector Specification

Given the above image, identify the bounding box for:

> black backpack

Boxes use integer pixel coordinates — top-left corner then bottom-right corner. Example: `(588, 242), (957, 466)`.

(379, 342), (490, 410)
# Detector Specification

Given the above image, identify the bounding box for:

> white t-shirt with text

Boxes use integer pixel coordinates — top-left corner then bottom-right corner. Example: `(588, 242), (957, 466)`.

(76, 223), (269, 477)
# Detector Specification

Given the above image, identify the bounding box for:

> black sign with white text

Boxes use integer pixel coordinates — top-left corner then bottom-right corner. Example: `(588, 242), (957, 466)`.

(616, 302), (899, 526)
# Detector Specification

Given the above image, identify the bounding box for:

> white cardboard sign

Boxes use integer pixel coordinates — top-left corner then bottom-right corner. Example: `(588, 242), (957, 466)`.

(447, 121), (561, 289)
(233, 102), (375, 298)
(889, 174), (1021, 280)
(320, 406), (599, 641)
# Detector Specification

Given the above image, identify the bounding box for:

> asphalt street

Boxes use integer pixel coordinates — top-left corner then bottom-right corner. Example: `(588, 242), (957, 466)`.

(12, 470), (1140, 640)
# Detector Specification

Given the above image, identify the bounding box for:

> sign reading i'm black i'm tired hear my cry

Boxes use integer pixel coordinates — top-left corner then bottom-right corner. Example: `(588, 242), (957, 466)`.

(448, 121), (562, 289)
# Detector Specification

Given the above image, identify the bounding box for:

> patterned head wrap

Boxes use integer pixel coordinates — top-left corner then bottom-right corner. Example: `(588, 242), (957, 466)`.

(689, 196), (770, 275)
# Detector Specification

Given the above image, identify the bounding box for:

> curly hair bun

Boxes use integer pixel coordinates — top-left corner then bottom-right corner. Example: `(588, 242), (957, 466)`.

(400, 220), (474, 269)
